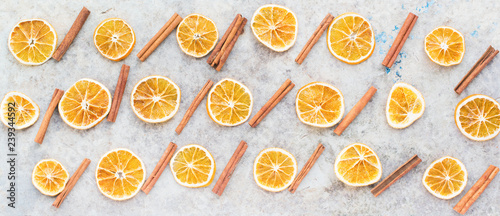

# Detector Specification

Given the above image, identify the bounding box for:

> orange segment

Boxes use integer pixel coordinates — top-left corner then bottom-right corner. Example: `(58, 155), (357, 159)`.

(8, 19), (57, 65)
(386, 82), (425, 129)
(455, 94), (500, 141)
(295, 82), (344, 127)
(425, 26), (465, 66)
(32, 159), (69, 196)
(253, 148), (297, 192)
(1, 92), (40, 129)
(251, 4), (298, 52)
(176, 14), (218, 57)
(94, 18), (135, 61)
(170, 144), (215, 188)
(334, 143), (382, 186)
(422, 156), (467, 199)
(206, 78), (253, 126)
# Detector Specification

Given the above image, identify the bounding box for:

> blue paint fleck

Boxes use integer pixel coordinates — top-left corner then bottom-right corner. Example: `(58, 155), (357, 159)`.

(401, 4), (405, 9)
(385, 67), (391, 74)
(393, 26), (400, 31)
(470, 30), (478, 38)
(375, 32), (388, 43)
(416, 0), (436, 13)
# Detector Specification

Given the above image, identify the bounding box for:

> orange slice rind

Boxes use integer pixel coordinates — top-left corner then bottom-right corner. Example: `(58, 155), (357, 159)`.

(455, 94), (500, 141)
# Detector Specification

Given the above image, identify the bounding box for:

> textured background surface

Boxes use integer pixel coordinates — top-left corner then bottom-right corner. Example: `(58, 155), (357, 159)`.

(0, 0), (499, 215)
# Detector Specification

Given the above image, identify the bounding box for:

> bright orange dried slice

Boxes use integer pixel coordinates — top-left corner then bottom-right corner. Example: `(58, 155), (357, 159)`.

(94, 18), (135, 61)
(253, 148), (297, 192)
(170, 144), (216, 188)
(422, 156), (467, 199)
(206, 78), (253, 126)
(32, 159), (69, 196)
(1, 92), (40, 129)
(251, 4), (298, 52)
(8, 19), (57, 65)
(59, 78), (112, 129)
(386, 82), (425, 129)
(425, 26), (465, 66)
(334, 143), (382, 186)
(176, 14), (218, 57)
(296, 82), (344, 128)
(455, 94), (500, 141)
(96, 148), (146, 201)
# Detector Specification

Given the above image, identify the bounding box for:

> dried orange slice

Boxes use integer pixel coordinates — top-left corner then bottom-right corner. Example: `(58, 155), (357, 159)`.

(32, 159), (69, 196)
(455, 94), (500, 141)
(8, 19), (57, 65)
(94, 18), (135, 61)
(96, 148), (146, 201)
(386, 82), (425, 129)
(422, 156), (467, 199)
(425, 26), (465, 66)
(251, 4), (298, 52)
(327, 13), (375, 64)
(253, 148), (297, 192)
(334, 143), (382, 186)
(206, 78), (253, 126)
(130, 75), (181, 123)
(296, 82), (344, 128)
(170, 144), (215, 188)
(176, 14), (218, 57)
(59, 78), (112, 129)
(1, 92), (40, 129)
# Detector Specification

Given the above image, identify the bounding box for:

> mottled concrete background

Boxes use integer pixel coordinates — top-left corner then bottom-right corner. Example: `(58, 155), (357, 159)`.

(0, 0), (499, 215)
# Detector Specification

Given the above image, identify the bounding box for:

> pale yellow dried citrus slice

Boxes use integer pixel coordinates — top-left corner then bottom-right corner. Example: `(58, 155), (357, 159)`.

(334, 143), (382, 186)
(253, 148), (297, 192)
(59, 78), (112, 130)
(251, 4), (298, 52)
(94, 18), (135, 61)
(170, 144), (215, 188)
(176, 14), (218, 57)
(296, 82), (344, 128)
(327, 13), (375, 64)
(96, 148), (146, 201)
(206, 78), (253, 126)
(8, 19), (57, 65)
(455, 94), (500, 141)
(386, 82), (425, 129)
(130, 75), (181, 123)
(1, 92), (40, 129)
(32, 159), (69, 196)
(425, 26), (465, 66)
(422, 156), (467, 199)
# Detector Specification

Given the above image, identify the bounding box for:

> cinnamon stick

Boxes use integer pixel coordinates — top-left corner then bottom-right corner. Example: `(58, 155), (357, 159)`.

(454, 46), (498, 94)
(137, 13), (182, 61)
(52, 158), (91, 208)
(211, 15), (244, 66)
(248, 79), (294, 127)
(52, 7), (91, 61)
(175, 80), (213, 134)
(453, 165), (499, 214)
(34, 89), (64, 144)
(212, 141), (248, 196)
(334, 86), (377, 135)
(295, 14), (334, 64)
(207, 14), (240, 64)
(382, 13), (418, 68)
(207, 14), (247, 71)
(288, 143), (325, 193)
(371, 155), (421, 197)
(107, 64), (130, 122)
(215, 18), (247, 71)
(142, 142), (177, 194)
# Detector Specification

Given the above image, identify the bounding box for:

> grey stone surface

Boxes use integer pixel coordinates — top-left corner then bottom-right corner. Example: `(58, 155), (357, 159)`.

(0, 0), (499, 215)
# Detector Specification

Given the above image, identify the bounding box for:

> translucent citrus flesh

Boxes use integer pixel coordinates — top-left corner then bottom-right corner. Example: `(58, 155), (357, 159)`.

(296, 83), (343, 127)
(208, 79), (252, 126)
(328, 14), (374, 63)
(131, 76), (180, 122)
(32, 160), (68, 196)
(1, 93), (38, 129)
(335, 144), (381, 186)
(171, 145), (215, 187)
(9, 19), (56, 64)
(387, 84), (424, 127)
(423, 157), (466, 198)
(96, 149), (145, 200)
(457, 96), (500, 140)
(254, 149), (296, 191)
(177, 14), (218, 57)
(251, 5), (297, 51)
(425, 27), (464, 66)
(94, 19), (135, 60)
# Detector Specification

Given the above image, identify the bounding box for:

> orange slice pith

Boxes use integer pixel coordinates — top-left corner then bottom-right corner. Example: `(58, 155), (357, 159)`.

(425, 26), (465, 66)
(206, 78), (253, 126)
(32, 159), (69, 196)
(422, 156), (467, 199)
(176, 14), (218, 58)
(386, 82), (425, 129)
(8, 19), (57, 65)
(130, 75), (181, 123)
(253, 148), (297, 192)
(295, 82), (344, 128)
(1, 92), (40, 129)
(94, 18), (135, 61)
(251, 4), (298, 52)
(327, 13), (375, 64)
(334, 143), (382, 186)
(170, 144), (216, 188)
(455, 94), (500, 141)
(59, 78), (112, 130)
(96, 148), (145, 201)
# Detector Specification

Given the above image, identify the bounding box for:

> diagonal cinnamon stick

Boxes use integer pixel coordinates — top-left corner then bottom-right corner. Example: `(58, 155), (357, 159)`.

(142, 142), (177, 194)
(175, 80), (213, 134)
(107, 64), (130, 122)
(34, 89), (64, 144)
(137, 13), (182, 61)
(52, 7), (91, 61)
(454, 46), (498, 94)
(453, 165), (499, 214)
(295, 14), (334, 65)
(215, 18), (247, 71)
(52, 158), (91, 208)
(248, 79), (294, 127)
(207, 14), (240, 64)
(212, 141), (248, 196)
(371, 155), (421, 197)
(334, 86), (377, 135)
(382, 13), (418, 68)
(288, 143), (325, 193)
(211, 15), (244, 66)
(207, 14), (247, 71)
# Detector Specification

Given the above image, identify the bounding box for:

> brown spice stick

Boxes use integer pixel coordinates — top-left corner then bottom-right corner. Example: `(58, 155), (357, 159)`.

(212, 141), (248, 196)
(248, 79), (292, 127)
(52, 158), (91, 208)
(34, 89), (64, 144)
(288, 143), (325, 193)
(382, 13), (418, 68)
(371, 155), (421, 197)
(251, 82), (295, 127)
(137, 13), (182, 61)
(52, 7), (91, 61)
(142, 142), (177, 194)
(453, 165), (499, 214)
(212, 16), (244, 66)
(107, 65), (130, 122)
(175, 80), (214, 134)
(215, 18), (247, 71)
(454, 46), (498, 94)
(334, 86), (377, 135)
(295, 14), (334, 65)
(207, 14), (240, 65)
